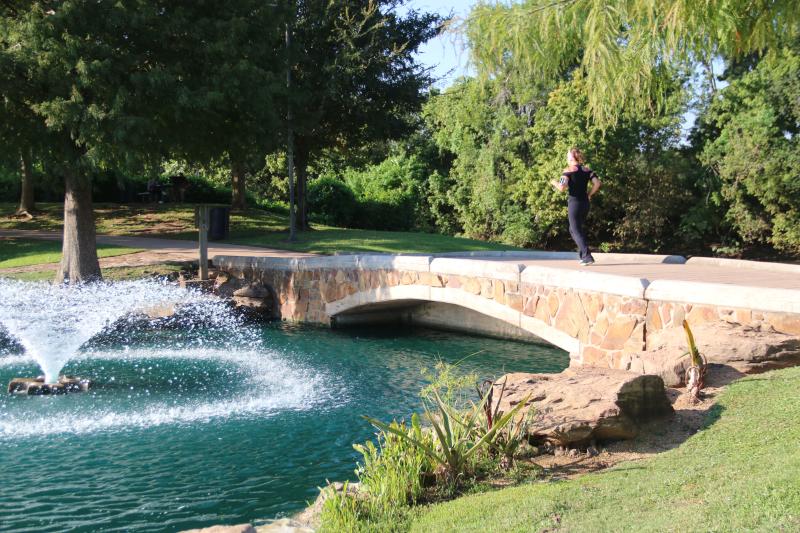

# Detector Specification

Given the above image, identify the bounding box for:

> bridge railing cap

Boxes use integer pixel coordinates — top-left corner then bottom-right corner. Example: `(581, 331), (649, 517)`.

(520, 264), (649, 298)
(646, 279), (800, 314)
(429, 257), (524, 281)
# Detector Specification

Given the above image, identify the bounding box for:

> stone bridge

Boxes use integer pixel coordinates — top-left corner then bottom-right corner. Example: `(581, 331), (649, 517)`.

(214, 252), (800, 370)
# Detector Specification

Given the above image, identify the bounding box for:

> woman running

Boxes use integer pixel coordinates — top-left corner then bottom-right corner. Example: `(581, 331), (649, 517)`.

(550, 147), (601, 265)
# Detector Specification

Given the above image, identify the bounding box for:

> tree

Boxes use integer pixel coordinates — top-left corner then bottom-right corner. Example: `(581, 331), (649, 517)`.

(157, 4), (285, 210)
(0, 2), (285, 282)
(0, 26), (44, 216)
(465, 0), (800, 129)
(699, 44), (800, 253)
(288, 0), (441, 228)
(423, 75), (690, 250)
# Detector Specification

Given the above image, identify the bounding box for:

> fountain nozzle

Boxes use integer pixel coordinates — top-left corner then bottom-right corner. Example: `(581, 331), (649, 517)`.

(7, 376), (92, 395)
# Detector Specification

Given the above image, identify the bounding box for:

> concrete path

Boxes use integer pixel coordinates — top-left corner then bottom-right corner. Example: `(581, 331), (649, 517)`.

(506, 258), (800, 290)
(0, 229), (310, 273)
(2, 229), (798, 290)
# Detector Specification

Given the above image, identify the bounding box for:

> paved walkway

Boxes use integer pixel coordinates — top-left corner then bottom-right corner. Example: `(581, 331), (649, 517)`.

(0, 229), (309, 273)
(506, 258), (800, 290)
(2, 229), (798, 290)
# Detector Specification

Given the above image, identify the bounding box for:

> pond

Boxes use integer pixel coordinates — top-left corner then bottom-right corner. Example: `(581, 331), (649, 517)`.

(0, 290), (567, 532)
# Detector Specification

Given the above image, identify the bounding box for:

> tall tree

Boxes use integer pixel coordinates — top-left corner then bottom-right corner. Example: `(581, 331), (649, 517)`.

(466, 0), (800, 129)
(288, 0), (441, 228)
(423, 75), (689, 249)
(159, 4), (285, 210)
(16, 148), (35, 215)
(0, 22), (44, 217)
(700, 43), (800, 253)
(0, 2), (285, 282)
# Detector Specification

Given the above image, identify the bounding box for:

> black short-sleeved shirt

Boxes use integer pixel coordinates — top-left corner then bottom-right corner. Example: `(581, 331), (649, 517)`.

(560, 165), (597, 200)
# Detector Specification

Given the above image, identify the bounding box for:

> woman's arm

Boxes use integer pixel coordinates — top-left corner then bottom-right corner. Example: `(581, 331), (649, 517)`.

(588, 175), (601, 199)
(551, 175), (568, 193)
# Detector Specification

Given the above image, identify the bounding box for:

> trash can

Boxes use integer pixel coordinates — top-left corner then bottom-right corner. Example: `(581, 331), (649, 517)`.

(208, 206), (230, 241)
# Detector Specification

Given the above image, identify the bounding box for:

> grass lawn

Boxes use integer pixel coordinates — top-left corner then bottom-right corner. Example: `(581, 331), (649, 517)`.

(0, 203), (521, 254)
(0, 263), (184, 282)
(0, 238), (142, 268)
(411, 367), (800, 532)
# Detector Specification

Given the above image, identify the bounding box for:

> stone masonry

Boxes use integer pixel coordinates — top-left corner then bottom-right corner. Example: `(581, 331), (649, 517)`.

(213, 253), (800, 371)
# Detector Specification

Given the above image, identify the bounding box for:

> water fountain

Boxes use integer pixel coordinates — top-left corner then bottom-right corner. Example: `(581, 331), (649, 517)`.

(0, 278), (241, 393)
(0, 276), (568, 531)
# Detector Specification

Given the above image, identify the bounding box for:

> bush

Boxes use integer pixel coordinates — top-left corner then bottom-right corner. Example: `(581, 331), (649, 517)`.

(0, 165), (19, 202)
(342, 154), (429, 231)
(182, 174), (232, 204)
(307, 176), (357, 226)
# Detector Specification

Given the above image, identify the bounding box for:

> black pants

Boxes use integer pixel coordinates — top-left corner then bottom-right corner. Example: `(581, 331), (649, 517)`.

(567, 197), (593, 261)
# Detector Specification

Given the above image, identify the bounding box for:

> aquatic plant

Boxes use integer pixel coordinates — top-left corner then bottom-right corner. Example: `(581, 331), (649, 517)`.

(366, 388), (529, 485)
(682, 320), (707, 403)
(476, 377), (533, 469)
(354, 416), (434, 508)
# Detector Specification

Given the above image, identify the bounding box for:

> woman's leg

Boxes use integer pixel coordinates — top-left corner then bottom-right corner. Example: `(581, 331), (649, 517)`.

(568, 198), (592, 261)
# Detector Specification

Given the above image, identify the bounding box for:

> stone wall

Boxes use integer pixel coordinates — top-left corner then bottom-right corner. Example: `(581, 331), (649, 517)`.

(213, 254), (800, 372)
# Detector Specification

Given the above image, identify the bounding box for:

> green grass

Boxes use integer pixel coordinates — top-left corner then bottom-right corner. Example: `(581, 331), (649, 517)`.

(0, 238), (142, 268)
(227, 228), (516, 254)
(0, 263), (184, 282)
(411, 367), (800, 532)
(0, 202), (521, 254)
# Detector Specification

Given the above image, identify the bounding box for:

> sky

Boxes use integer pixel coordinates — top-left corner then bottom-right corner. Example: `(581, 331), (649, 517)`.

(398, 0), (474, 87)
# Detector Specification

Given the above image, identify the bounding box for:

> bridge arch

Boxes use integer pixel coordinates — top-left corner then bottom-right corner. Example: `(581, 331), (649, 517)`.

(325, 284), (580, 354)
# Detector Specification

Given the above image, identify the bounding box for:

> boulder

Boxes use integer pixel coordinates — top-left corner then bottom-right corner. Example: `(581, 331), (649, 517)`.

(214, 274), (244, 298)
(255, 518), (314, 532)
(215, 277), (274, 317)
(621, 322), (800, 386)
(491, 368), (672, 446)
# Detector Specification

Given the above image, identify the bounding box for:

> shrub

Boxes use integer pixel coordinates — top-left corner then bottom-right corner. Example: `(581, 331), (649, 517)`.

(343, 152), (432, 231)
(307, 176), (357, 226)
(182, 174), (232, 204)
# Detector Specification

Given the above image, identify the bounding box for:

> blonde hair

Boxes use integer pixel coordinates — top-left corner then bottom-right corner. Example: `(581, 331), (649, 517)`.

(567, 147), (585, 165)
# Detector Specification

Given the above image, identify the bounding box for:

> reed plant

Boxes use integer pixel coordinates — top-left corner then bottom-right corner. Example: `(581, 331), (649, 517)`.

(319, 362), (534, 532)
(319, 419), (433, 532)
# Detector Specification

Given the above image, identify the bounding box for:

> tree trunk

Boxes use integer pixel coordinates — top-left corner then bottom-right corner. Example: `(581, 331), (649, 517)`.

(231, 159), (247, 209)
(295, 143), (310, 230)
(16, 150), (35, 215)
(56, 170), (102, 283)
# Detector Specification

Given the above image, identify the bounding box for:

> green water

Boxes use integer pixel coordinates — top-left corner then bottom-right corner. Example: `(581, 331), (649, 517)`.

(0, 323), (568, 532)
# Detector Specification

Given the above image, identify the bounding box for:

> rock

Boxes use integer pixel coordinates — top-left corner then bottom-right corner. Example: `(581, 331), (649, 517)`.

(491, 368), (673, 446)
(623, 322), (800, 386)
(215, 278), (274, 318)
(255, 518), (314, 533)
(292, 482), (361, 530)
(586, 445), (599, 457)
(180, 279), (216, 293)
(141, 304), (176, 319)
(214, 275), (244, 297)
(180, 525), (255, 533)
(232, 283), (271, 299)
(8, 375), (91, 395)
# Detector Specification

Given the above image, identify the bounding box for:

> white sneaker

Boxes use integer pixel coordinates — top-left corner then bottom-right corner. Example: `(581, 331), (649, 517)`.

(579, 258), (595, 266)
